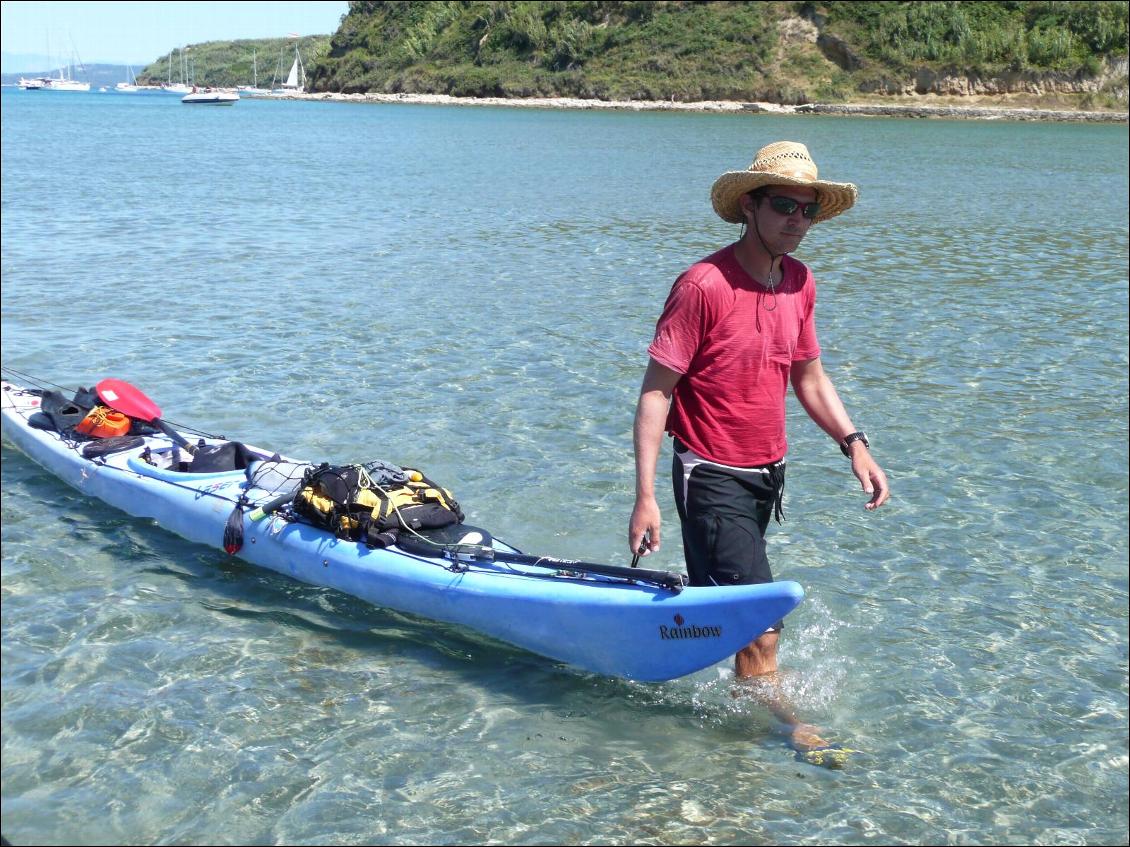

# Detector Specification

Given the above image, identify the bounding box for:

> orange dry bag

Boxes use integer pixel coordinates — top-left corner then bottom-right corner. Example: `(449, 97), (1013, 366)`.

(76, 406), (131, 438)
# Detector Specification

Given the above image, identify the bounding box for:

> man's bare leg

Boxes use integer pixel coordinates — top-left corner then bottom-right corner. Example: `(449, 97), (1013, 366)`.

(735, 631), (829, 751)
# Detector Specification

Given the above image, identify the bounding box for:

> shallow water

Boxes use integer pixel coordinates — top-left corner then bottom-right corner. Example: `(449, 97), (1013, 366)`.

(2, 88), (1127, 845)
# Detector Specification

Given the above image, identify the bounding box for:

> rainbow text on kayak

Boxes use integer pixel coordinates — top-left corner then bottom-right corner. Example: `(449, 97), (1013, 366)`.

(658, 623), (722, 640)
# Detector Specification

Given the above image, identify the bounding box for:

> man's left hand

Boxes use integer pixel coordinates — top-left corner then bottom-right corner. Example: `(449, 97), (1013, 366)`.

(850, 448), (889, 510)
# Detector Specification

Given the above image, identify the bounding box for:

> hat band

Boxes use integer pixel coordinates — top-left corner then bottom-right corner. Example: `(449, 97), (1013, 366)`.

(754, 166), (817, 181)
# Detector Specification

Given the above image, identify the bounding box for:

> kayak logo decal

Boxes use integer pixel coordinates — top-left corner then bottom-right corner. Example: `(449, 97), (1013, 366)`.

(200, 480), (243, 494)
(659, 613), (721, 641)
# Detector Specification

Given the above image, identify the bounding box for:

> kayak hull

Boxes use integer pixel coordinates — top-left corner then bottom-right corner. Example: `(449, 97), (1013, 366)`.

(1, 381), (803, 681)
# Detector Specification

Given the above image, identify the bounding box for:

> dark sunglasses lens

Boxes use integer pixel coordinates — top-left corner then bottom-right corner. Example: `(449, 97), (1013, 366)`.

(769, 196), (799, 215)
(768, 195), (820, 219)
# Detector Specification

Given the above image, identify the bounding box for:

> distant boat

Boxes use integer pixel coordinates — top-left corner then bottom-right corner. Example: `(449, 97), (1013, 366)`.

(19, 34), (89, 91)
(269, 41), (305, 95)
(181, 86), (239, 105)
(115, 65), (139, 93)
(44, 48), (91, 91)
(162, 47), (193, 95)
(20, 68), (89, 92)
(46, 77), (91, 92)
(237, 49), (271, 97)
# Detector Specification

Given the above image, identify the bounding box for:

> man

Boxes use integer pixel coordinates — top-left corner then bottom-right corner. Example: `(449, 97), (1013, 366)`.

(628, 141), (889, 757)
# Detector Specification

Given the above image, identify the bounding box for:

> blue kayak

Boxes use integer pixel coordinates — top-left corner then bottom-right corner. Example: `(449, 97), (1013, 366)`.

(1, 379), (804, 681)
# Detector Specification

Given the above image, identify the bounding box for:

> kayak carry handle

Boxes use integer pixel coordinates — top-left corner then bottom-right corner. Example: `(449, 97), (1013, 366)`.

(248, 490), (296, 524)
(248, 490), (296, 521)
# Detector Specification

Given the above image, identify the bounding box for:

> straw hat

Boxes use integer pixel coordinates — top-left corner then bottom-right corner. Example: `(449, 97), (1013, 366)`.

(710, 141), (858, 224)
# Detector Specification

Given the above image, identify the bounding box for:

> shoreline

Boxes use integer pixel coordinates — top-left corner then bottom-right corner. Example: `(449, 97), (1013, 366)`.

(268, 90), (1128, 123)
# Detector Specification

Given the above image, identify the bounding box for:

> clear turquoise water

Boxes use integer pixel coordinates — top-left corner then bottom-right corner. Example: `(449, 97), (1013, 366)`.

(2, 88), (1127, 846)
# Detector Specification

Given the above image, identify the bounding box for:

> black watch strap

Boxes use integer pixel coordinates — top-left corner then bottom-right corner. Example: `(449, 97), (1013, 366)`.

(840, 431), (869, 456)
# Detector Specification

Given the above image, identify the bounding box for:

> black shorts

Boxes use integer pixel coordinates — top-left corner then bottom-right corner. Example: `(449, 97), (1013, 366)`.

(671, 439), (786, 630)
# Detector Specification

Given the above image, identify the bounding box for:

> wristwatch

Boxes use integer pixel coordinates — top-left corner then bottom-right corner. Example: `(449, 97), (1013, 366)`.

(840, 431), (869, 456)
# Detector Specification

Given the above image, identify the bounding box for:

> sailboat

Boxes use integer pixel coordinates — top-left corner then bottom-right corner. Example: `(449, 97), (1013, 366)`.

(269, 40), (305, 96)
(20, 34), (88, 91)
(237, 50), (271, 97)
(44, 49), (90, 91)
(46, 73), (90, 91)
(115, 65), (139, 92)
(162, 47), (193, 95)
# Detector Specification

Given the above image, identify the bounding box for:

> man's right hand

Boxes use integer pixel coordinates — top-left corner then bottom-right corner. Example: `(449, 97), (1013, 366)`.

(629, 496), (662, 557)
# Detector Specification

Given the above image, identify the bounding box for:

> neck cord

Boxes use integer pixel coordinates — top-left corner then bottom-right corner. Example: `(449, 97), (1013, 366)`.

(749, 212), (786, 312)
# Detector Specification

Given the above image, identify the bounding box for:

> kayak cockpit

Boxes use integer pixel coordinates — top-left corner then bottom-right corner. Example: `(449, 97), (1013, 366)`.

(127, 441), (273, 482)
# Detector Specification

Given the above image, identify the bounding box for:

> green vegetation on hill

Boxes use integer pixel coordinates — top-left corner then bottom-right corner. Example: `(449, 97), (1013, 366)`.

(306, 0), (1128, 106)
(312, 1), (786, 100)
(821, 1), (1127, 74)
(137, 36), (332, 89)
(126, 3), (1128, 109)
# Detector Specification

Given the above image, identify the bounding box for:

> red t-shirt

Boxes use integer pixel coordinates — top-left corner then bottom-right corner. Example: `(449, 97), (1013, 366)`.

(647, 244), (821, 466)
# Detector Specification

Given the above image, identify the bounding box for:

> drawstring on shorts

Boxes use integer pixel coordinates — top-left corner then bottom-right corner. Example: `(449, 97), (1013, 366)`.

(767, 460), (786, 524)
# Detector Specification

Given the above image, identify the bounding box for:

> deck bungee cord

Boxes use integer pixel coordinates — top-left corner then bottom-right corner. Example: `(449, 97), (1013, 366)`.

(1, 368), (684, 592)
(0, 376), (240, 507)
(1, 374), (487, 581)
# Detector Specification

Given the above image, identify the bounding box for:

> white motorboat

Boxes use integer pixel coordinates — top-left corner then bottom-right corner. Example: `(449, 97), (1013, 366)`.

(181, 87), (239, 105)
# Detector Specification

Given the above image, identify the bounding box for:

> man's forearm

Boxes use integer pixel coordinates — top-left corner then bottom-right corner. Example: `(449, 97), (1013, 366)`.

(633, 390), (670, 499)
(791, 359), (857, 443)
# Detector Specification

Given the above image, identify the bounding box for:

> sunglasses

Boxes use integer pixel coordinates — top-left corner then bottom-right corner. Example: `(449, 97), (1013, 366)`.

(764, 194), (821, 220)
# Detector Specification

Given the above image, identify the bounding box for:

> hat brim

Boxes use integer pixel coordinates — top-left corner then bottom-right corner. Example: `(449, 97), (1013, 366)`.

(711, 172), (858, 224)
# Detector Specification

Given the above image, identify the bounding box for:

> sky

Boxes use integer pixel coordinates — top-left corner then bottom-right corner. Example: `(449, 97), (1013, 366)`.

(1, 1), (349, 69)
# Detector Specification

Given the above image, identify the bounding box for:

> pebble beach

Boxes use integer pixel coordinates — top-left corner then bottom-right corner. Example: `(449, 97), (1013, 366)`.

(268, 89), (1129, 122)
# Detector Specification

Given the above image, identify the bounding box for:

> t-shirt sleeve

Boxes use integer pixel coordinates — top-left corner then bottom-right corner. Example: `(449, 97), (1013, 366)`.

(647, 277), (707, 374)
(793, 269), (821, 361)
